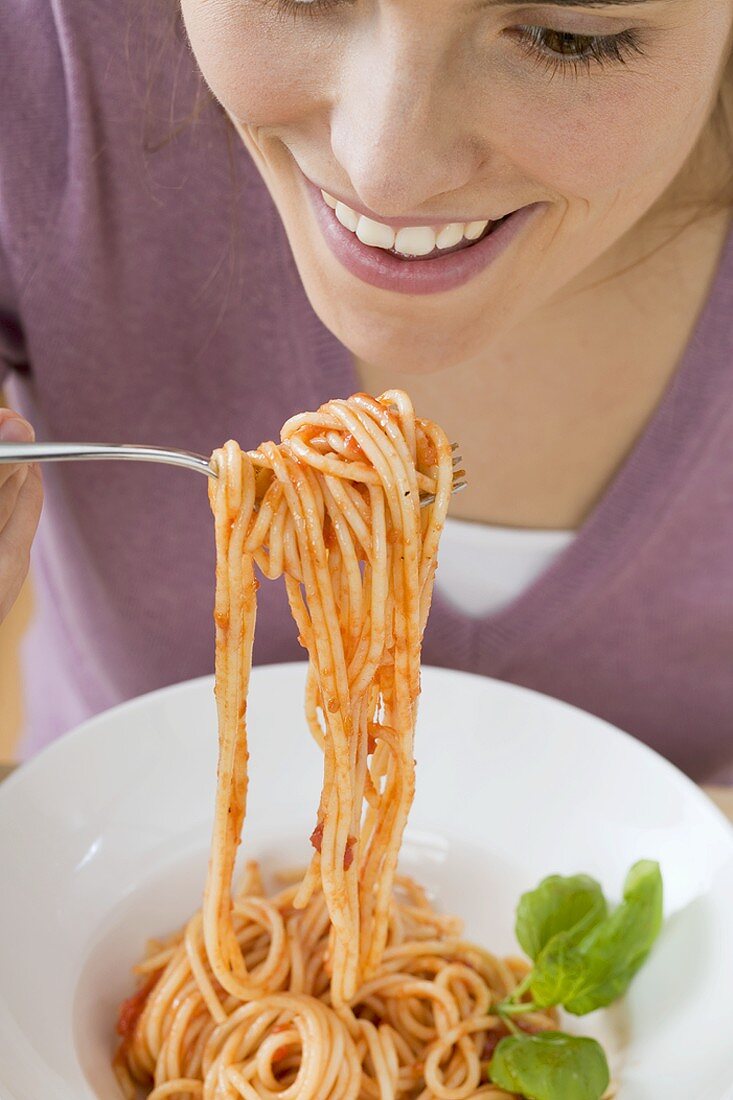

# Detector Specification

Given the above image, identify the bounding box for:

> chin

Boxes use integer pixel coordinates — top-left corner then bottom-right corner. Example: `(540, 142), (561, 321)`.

(288, 230), (515, 374)
(304, 287), (492, 374)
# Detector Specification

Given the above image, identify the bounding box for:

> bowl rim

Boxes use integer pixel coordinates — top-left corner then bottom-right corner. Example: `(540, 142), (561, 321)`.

(2, 661), (731, 844)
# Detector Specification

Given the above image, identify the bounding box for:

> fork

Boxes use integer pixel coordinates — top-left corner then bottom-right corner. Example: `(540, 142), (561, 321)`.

(0, 441), (467, 504)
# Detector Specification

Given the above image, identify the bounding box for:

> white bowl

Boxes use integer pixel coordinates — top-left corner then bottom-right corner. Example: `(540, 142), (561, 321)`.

(1, 664), (732, 1099)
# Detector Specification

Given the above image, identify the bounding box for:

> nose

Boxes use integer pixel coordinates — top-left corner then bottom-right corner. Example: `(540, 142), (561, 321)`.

(329, 22), (485, 218)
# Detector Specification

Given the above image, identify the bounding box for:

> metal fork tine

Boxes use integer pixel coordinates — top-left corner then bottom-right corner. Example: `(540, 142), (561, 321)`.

(419, 446), (467, 505)
(421, 484), (467, 506)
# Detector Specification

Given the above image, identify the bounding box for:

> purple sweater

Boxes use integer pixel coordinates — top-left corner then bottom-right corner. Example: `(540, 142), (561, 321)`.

(2, 1), (732, 780)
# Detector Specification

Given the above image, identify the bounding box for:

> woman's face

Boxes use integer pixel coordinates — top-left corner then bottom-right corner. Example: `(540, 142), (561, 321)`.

(181, 0), (733, 372)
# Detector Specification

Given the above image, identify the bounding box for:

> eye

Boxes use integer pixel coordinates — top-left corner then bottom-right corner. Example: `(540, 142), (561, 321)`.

(511, 24), (644, 75)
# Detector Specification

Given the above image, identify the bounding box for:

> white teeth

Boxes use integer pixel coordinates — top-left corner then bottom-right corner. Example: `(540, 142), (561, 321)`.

(435, 223), (465, 250)
(464, 219), (489, 241)
(321, 191), (493, 256)
(394, 226), (436, 257)
(335, 201), (359, 232)
(356, 216), (396, 250)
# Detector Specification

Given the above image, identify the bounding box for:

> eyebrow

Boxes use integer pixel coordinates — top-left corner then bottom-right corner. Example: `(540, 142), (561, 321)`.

(483, 0), (654, 6)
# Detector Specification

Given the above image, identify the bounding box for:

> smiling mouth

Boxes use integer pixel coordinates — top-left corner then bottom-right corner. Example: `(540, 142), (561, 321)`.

(320, 190), (509, 261)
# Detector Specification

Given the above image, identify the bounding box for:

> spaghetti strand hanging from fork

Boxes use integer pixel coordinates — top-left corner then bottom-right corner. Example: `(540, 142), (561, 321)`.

(205, 390), (454, 1005)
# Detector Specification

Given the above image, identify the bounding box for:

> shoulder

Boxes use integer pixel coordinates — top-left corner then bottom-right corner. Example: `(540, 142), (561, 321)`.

(0, 0), (68, 187)
(0, 0), (62, 71)
(0, 1), (65, 302)
(0, 0), (182, 106)
(0, 0), (203, 277)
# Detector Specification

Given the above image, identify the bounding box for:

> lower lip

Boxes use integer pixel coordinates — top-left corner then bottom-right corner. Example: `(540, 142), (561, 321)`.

(304, 180), (544, 296)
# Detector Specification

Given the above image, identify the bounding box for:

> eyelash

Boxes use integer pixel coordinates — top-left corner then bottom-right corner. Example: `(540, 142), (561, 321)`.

(512, 25), (644, 76)
(265, 0), (645, 78)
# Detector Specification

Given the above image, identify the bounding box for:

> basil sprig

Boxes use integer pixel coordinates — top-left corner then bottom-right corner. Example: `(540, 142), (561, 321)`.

(530, 860), (663, 1015)
(488, 860), (663, 1100)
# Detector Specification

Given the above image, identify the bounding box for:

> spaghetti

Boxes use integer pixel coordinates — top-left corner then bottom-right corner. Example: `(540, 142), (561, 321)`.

(114, 391), (555, 1099)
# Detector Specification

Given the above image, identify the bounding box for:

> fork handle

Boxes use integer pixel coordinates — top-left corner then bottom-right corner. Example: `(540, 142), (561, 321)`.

(0, 442), (216, 477)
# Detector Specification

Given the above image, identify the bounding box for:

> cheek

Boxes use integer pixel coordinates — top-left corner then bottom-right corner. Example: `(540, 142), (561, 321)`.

(180, 0), (328, 126)
(488, 62), (720, 212)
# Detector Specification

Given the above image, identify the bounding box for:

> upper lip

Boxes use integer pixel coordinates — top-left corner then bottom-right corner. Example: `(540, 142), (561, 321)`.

(307, 176), (514, 229)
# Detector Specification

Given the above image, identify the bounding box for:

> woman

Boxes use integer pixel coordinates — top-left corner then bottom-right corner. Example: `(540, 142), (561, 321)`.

(0, 0), (731, 778)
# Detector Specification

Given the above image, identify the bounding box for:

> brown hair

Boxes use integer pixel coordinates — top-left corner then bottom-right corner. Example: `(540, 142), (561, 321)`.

(136, 3), (222, 155)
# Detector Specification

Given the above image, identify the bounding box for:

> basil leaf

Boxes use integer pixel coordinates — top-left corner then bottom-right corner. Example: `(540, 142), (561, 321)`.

(529, 928), (586, 1009)
(490, 1032), (610, 1100)
(532, 860), (663, 1015)
(516, 874), (608, 961)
